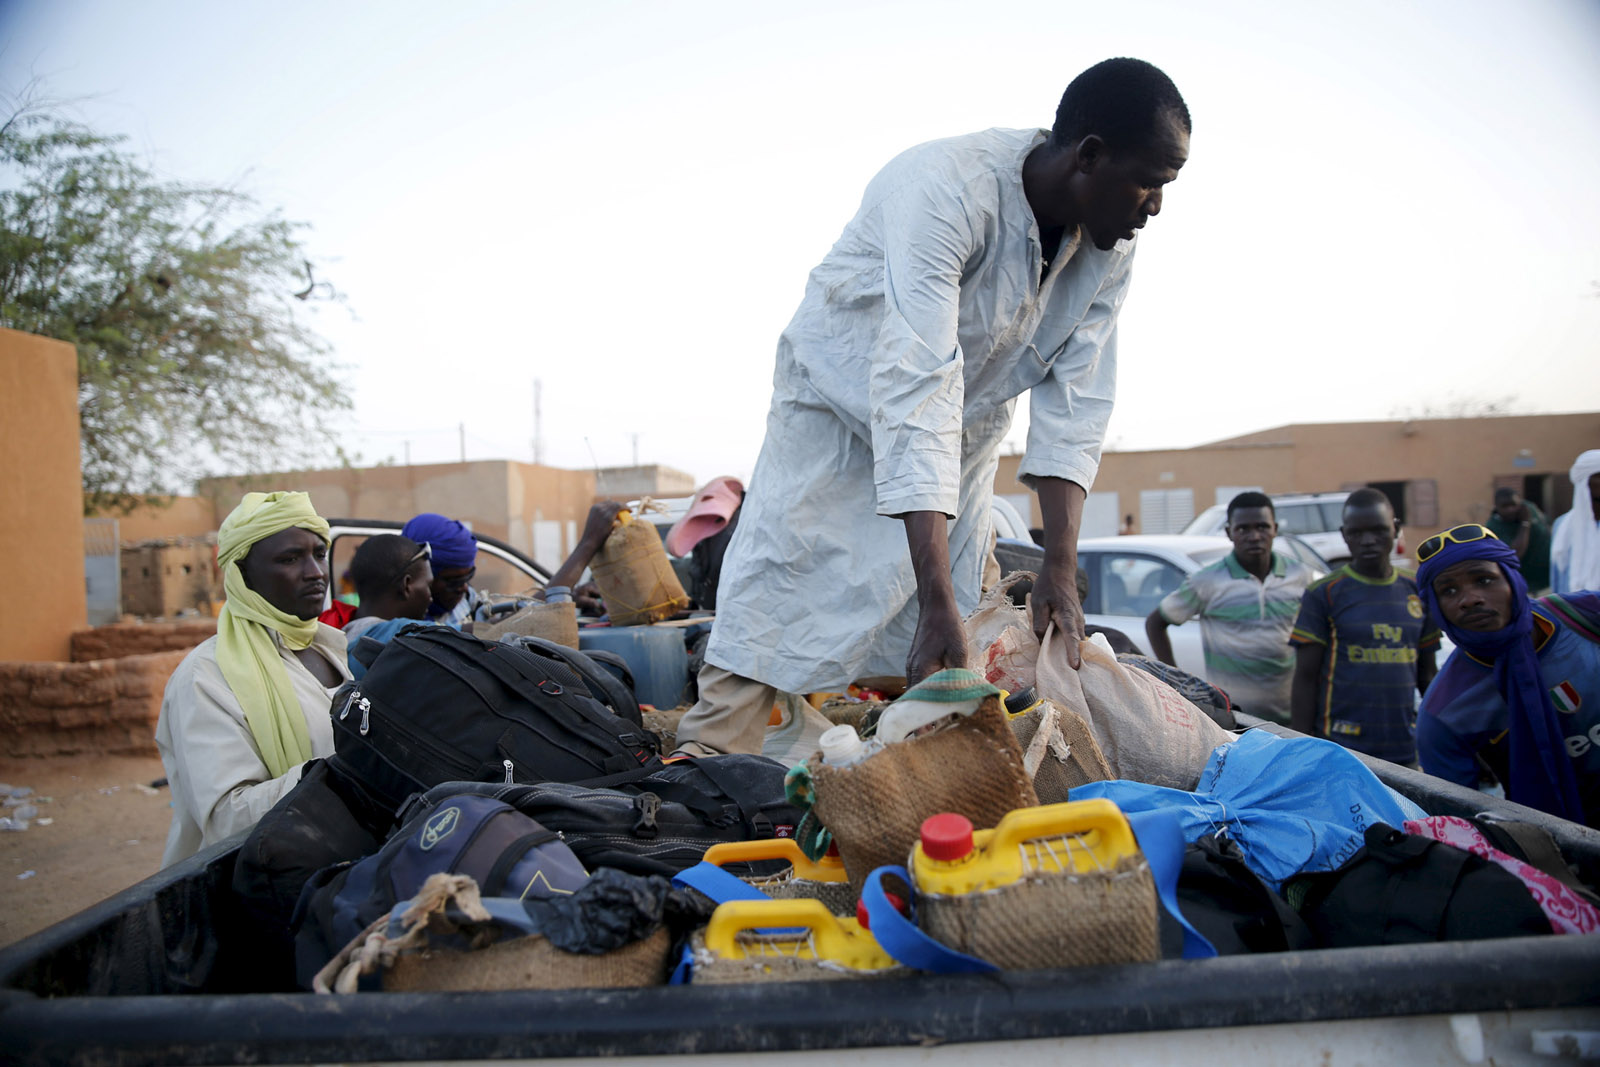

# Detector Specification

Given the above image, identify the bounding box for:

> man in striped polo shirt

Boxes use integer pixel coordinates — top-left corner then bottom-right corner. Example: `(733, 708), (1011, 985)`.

(1145, 492), (1315, 722)
(1289, 489), (1441, 763)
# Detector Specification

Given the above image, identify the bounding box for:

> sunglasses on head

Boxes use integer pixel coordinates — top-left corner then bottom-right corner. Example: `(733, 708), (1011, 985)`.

(385, 542), (431, 588)
(1416, 524), (1499, 564)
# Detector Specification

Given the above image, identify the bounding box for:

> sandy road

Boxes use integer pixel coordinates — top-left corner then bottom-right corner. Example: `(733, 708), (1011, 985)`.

(0, 754), (172, 948)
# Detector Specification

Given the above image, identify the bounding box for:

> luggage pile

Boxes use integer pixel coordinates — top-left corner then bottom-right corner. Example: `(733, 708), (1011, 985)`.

(239, 580), (1600, 996)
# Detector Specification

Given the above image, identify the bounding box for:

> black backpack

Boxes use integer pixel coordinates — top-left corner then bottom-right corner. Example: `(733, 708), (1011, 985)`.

(329, 625), (660, 815)
(1290, 823), (1553, 947)
(391, 754), (803, 879)
(232, 760), (389, 963)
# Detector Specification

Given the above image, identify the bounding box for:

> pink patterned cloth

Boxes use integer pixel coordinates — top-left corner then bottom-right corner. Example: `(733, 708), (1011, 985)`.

(1403, 816), (1600, 935)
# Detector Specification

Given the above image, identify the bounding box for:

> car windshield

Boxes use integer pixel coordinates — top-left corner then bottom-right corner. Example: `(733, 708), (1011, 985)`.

(1183, 505), (1226, 535)
(1188, 545), (1231, 567)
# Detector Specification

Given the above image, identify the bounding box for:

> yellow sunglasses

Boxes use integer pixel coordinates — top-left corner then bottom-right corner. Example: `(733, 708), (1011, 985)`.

(1416, 524), (1500, 564)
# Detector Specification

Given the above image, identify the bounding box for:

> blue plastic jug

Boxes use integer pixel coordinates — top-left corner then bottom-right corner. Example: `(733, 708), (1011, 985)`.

(579, 625), (689, 710)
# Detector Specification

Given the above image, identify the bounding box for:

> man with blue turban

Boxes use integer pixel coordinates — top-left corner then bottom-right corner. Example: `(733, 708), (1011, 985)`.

(400, 512), (483, 627)
(155, 492), (351, 866)
(1416, 524), (1600, 827)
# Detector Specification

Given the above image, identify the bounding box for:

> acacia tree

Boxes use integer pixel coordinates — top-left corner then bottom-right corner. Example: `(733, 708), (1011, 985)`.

(0, 104), (350, 513)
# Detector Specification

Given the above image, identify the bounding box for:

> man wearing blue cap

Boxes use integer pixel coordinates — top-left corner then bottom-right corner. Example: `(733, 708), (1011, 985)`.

(401, 513), (485, 627)
(1416, 524), (1600, 827)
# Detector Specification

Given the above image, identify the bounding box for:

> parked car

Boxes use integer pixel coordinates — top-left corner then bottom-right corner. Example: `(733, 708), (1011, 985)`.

(994, 533), (1330, 679)
(323, 519), (553, 607)
(1183, 492), (1356, 566)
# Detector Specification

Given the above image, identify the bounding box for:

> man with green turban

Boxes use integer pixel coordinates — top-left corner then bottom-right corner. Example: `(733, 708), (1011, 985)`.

(155, 491), (351, 867)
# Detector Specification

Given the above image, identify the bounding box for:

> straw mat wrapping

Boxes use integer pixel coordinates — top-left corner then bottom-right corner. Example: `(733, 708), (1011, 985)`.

(809, 696), (1037, 897)
(921, 854), (1158, 970)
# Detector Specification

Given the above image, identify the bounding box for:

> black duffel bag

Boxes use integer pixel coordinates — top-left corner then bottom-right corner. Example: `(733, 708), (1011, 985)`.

(1290, 822), (1553, 947)
(390, 754), (803, 879)
(330, 625), (660, 814)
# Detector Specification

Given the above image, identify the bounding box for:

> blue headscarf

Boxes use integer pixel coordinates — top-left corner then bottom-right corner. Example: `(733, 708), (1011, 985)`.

(1417, 531), (1584, 822)
(400, 513), (478, 571)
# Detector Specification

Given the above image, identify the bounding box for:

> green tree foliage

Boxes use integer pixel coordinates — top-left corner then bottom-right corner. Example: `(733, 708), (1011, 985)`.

(0, 106), (350, 513)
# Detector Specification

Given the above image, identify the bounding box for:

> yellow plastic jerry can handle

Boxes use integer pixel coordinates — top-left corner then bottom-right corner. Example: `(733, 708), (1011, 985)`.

(702, 839), (849, 882)
(703, 899), (897, 971)
(915, 798), (1142, 896)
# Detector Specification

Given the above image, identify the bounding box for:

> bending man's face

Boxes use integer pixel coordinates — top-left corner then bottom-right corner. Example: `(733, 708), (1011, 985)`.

(1430, 559), (1514, 632)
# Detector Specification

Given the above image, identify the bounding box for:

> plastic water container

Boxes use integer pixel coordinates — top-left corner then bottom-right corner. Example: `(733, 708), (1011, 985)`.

(701, 898), (897, 974)
(910, 799), (1143, 897)
(578, 625), (688, 710)
(908, 800), (1160, 971)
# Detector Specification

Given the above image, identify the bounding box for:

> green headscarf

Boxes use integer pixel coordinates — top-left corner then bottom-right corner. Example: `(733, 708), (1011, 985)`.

(215, 491), (332, 778)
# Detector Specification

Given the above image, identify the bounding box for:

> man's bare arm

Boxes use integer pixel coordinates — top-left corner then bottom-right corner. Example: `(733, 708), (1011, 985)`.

(1290, 643), (1326, 735)
(903, 511), (967, 685)
(1032, 477), (1087, 668)
(1144, 609), (1177, 667)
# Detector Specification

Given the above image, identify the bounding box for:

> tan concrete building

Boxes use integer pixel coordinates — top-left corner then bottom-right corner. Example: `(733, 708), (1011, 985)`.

(1, 329), (87, 661)
(995, 412), (1600, 539)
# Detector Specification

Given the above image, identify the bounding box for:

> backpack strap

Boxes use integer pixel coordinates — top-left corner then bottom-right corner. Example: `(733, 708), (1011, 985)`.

(1538, 594), (1600, 645)
(473, 641), (659, 770)
(510, 636), (643, 726)
(1472, 817), (1600, 908)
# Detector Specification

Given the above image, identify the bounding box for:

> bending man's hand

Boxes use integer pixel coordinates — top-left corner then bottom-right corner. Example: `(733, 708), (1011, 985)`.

(907, 596), (968, 686)
(1031, 562), (1086, 669)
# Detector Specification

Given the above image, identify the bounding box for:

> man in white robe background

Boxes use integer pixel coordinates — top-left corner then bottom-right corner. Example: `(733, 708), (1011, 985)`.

(674, 58), (1192, 756)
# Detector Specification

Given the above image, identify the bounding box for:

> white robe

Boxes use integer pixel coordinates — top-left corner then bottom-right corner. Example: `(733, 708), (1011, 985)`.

(155, 625), (348, 867)
(706, 127), (1134, 693)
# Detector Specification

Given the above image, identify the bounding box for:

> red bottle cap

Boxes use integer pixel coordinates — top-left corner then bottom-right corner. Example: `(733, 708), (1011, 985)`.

(920, 813), (975, 862)
(856, 892), (906, 930)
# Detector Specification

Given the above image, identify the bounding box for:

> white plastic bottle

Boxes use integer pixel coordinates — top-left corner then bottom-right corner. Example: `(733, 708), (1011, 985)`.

(819, 724), (880, 768)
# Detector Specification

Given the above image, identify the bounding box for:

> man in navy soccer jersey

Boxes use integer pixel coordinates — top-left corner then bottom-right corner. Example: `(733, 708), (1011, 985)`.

(1290, 489), (1440, 763)
(1416, 525), (1600, 828)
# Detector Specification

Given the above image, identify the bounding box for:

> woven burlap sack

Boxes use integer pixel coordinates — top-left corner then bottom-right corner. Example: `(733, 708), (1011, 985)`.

(749, 873), (857, 915)
(809, 696), (1037, 896)
(920, 856), (1158, 970)
(478, 599), (580, 648)
(383, 927), (671, 992)
(1009, 699), (1112, 805)
(1037, 629), (1232, 791)
(591, 513), (691, 627)
(688, 929), (905, 984)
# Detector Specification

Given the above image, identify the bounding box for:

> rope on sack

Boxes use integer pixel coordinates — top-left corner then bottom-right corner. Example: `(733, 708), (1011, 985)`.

(313, 874), (489, 994)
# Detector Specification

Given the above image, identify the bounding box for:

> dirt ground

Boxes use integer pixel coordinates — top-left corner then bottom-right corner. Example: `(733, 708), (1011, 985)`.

(0, 753), (172, 948)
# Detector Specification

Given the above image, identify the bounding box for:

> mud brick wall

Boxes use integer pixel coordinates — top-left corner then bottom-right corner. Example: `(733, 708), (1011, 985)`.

(70, 621), (216, 663)
(0, 651), (187, 758)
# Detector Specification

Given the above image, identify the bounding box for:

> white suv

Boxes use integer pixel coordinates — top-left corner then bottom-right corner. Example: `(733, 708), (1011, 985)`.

(1183, 492), (1359, 567)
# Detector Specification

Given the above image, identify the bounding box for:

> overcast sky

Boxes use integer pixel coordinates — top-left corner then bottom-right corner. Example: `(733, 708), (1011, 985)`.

(5, 0), (1598, 488)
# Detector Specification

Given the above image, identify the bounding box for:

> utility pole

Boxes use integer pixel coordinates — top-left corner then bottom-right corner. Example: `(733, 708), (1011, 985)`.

(403, 440), (410, 467)
(459, 422), (466, 463)
(631, 432), (640, 467)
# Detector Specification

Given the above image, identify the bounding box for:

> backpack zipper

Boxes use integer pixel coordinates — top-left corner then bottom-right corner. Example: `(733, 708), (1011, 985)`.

(503, 759), (515, 785)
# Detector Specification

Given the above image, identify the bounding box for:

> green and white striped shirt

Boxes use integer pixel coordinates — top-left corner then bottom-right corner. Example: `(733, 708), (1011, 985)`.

(1158, 551), (1315, 722)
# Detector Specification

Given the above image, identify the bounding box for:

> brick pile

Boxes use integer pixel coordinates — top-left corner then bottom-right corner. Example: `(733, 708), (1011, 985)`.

(0, 651), (188, 758)
(69, 620), (216, 662)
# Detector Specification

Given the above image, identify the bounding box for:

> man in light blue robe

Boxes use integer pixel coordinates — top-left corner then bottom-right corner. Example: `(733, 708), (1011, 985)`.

(676, 59), (1192, 755)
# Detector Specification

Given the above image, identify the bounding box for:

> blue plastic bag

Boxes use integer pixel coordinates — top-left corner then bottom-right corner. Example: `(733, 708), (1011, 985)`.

(1070, 729), (1426, 889)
